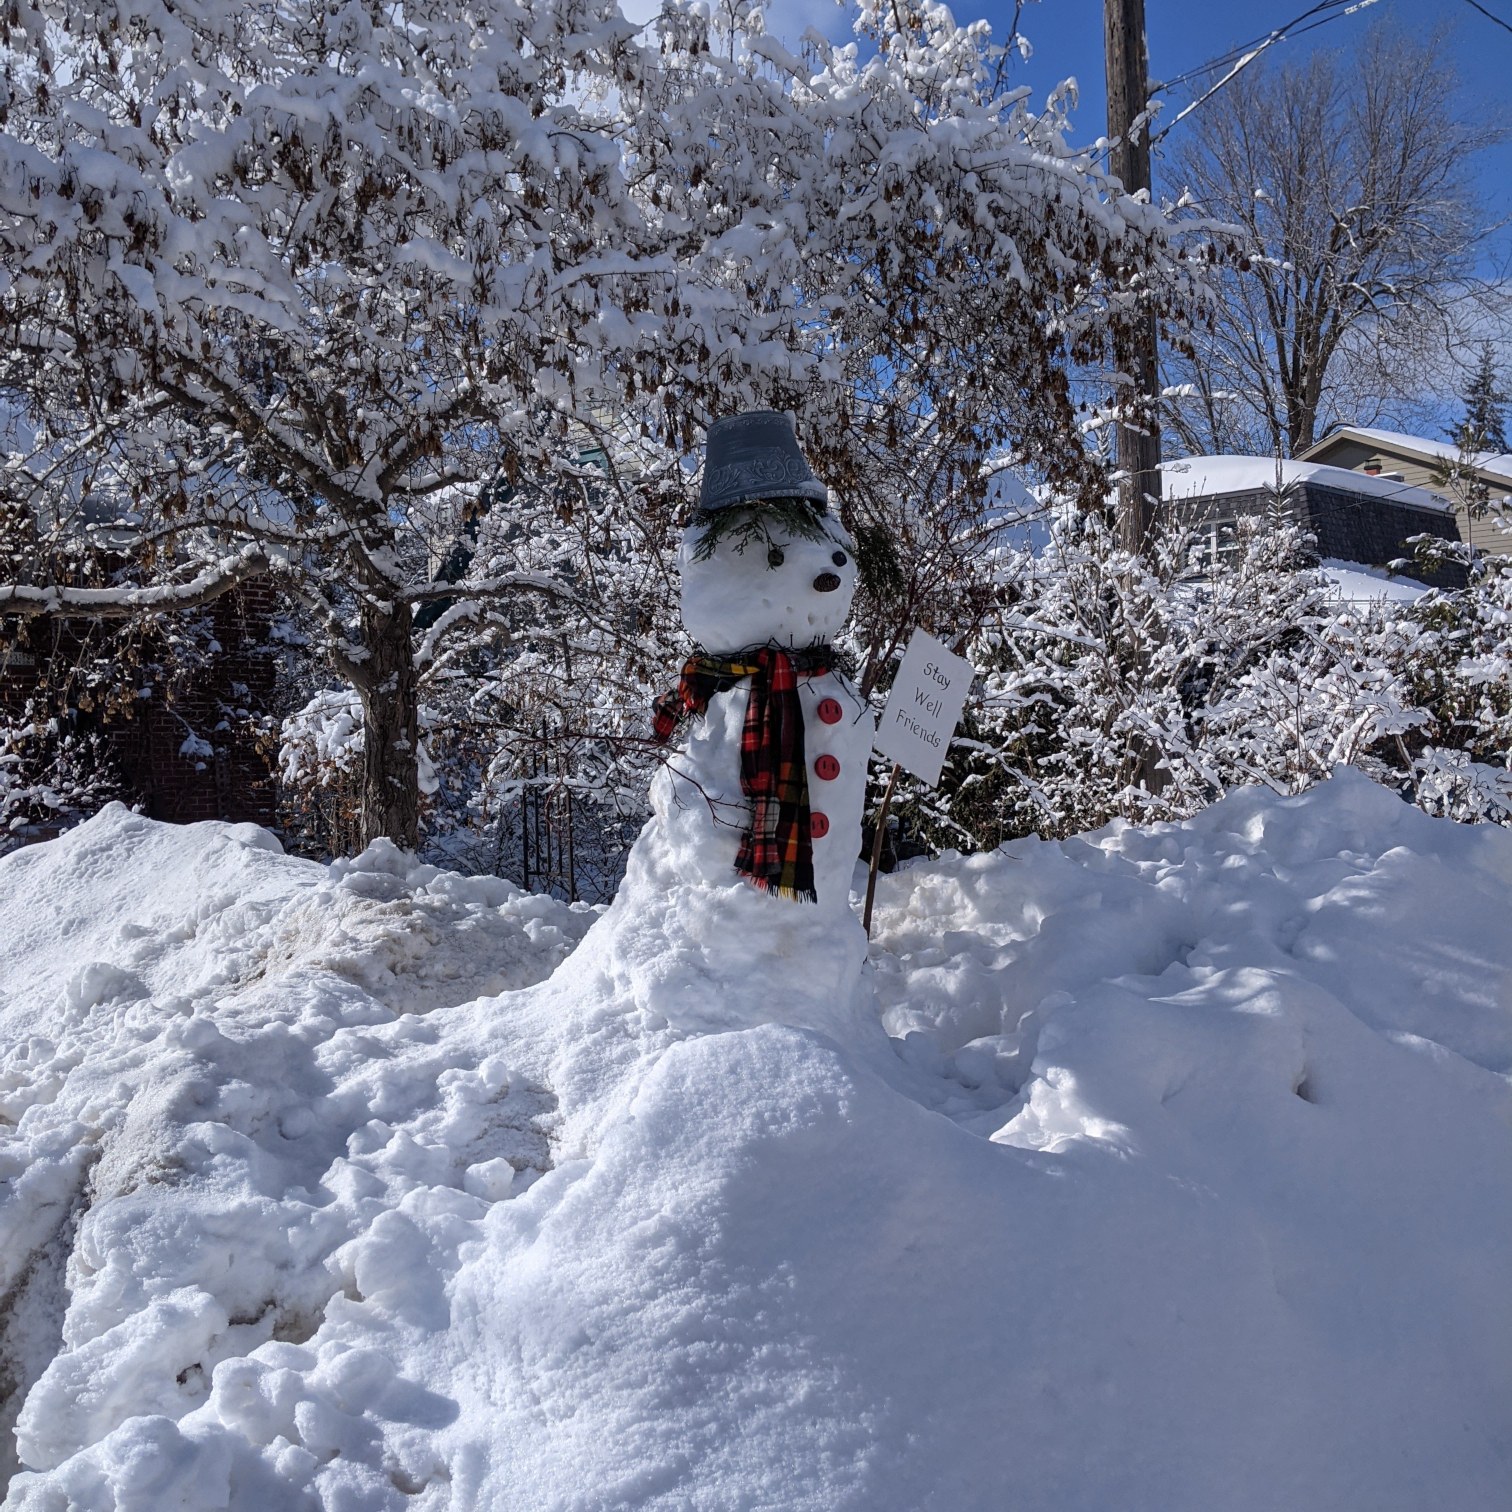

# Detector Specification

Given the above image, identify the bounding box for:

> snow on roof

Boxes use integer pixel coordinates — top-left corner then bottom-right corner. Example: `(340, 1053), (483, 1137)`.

(1310, 425), (1512, 479)
(1320, 558), (1429, 604)
(1161, 454), (1456, 513)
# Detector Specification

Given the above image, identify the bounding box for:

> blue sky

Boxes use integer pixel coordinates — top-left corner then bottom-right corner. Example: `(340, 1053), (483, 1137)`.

(979, 0), (1512, 232)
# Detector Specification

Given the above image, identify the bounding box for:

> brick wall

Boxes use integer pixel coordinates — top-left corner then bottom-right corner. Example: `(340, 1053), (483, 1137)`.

(2, 580), (281, 829)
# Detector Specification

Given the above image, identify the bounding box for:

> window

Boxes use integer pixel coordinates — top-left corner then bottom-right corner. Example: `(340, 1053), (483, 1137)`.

(1188, 516), (1241, 573)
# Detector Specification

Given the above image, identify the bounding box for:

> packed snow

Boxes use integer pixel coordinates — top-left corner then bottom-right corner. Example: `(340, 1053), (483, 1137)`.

(3, 773), (1511, 1510)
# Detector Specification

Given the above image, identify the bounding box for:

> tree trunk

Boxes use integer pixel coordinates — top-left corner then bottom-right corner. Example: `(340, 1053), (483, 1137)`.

(1289, 363), (1326, 457)
(357, 598), (421, 850)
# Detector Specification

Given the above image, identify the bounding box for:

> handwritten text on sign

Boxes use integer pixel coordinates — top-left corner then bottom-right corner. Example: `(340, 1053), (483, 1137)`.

(873, 629), (976, 787)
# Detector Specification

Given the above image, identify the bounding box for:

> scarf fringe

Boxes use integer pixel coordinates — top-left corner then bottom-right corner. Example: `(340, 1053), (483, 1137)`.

(748, 874), (819, 906)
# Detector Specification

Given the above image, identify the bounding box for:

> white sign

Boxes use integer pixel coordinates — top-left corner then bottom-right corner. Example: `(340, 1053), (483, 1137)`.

(873, 629), (976, 787)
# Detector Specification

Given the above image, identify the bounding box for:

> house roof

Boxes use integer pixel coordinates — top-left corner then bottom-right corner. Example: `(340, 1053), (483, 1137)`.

(1160, 454), (1456, 513)
(1299, 425), (1512, 482)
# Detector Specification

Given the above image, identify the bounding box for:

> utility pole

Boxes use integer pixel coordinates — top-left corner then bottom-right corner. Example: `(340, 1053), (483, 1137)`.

(1105, 0), (1161, 554)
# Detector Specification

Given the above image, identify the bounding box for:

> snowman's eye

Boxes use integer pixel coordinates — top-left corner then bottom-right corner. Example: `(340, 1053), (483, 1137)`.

(767, 547), (785, 568)
(832, 551), (848, 567)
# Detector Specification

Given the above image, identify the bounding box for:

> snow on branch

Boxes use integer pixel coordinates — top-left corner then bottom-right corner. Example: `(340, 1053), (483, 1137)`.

(0, 544), (268, 619)
(406, 571), (582, 605)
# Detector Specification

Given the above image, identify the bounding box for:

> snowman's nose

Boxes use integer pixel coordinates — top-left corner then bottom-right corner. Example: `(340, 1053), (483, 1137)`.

(813, 572), (842, 593)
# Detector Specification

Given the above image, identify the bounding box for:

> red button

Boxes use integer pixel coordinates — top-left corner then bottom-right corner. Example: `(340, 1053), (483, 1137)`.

(814, 754), (840, 781)
(810, 812), (830, 838)
(817, 697), (843, 725)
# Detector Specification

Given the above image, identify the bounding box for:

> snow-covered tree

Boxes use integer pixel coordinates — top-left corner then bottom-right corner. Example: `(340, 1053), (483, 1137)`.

(0, 0), (680, 846)
(0, 0), (1206, 850)
(1431, 343), (1512, 513)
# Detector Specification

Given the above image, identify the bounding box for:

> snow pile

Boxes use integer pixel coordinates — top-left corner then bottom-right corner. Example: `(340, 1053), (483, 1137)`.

(0, 808), (595, 1501)
(4, 776), (1511, 1510)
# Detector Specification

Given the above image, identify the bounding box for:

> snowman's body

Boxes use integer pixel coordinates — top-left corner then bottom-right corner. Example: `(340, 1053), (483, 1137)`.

(514, 501), (892, 1088)
(655, 661), (872, 910)
(662, 509), (876, 913)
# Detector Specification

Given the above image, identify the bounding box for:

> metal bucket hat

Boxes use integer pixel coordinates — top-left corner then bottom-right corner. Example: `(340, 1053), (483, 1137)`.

(698, 410), (828, 513)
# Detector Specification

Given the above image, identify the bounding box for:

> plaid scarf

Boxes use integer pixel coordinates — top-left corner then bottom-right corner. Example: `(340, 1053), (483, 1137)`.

(653, 645), (835, 904)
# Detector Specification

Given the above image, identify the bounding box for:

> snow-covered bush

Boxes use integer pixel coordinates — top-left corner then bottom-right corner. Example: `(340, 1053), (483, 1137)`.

(885, 511), (1430, 851)
(277, 663), (650, 903)
(1392, 544), (1512, 821)
(410, 461), (681, 886)
(0, 714), (120, 851)
(1412, 749), (1512, 822)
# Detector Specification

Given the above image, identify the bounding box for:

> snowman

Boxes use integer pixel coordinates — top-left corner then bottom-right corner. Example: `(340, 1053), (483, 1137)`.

(652, 411), (875, 915)
(547, 410), (886, 1047)
(471, 412), (897, 1138)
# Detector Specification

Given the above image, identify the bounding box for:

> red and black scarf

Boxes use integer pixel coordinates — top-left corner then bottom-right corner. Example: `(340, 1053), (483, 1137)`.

(653, 646), (835, 904)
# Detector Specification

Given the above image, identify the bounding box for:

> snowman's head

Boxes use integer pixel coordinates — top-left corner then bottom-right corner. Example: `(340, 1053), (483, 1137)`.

(680, 502), (859, 655)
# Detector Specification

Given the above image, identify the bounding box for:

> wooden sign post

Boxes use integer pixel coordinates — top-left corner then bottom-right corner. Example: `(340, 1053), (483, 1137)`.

(863, 630), (976, 933)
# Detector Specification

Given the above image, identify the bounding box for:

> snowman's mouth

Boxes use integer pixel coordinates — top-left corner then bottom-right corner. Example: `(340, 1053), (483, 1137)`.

(813, 572), (842, 593)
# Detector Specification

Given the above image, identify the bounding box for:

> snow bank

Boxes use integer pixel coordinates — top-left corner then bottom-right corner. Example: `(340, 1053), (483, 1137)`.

(0, 807), (596, 1500)
(4, 777), (1510, 1510)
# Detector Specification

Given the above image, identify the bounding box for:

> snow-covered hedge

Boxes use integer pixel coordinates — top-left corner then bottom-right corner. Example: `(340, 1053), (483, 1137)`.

(881, 512), (1512, 854)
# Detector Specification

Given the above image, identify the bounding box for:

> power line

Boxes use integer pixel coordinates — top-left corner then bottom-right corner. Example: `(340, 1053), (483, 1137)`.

(1149, 0), (1382, 145)
(1463, 0), (1512, 36)
(1159, 0), (1376, 93)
